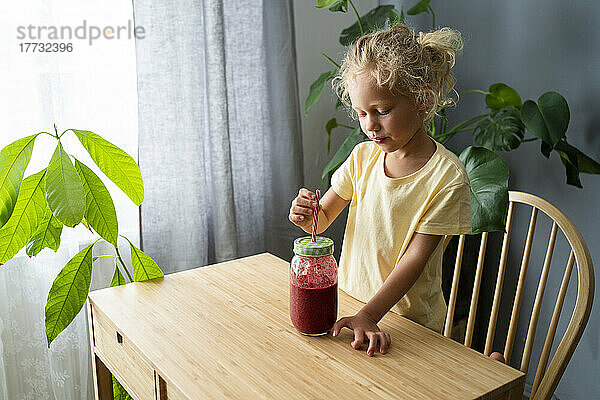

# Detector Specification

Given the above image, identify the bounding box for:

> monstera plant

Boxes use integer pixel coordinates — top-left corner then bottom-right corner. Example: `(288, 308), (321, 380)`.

(0, 125), (163, 350)
(309, 0), (600, 233)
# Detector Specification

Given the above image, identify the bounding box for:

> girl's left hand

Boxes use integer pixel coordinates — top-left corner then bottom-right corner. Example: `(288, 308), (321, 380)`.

(331, 311), (391, 356)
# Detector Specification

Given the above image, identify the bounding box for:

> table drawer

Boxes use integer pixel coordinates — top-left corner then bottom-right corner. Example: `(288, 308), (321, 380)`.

(91, 304), (156, 400)
(155, 374), (187, 400)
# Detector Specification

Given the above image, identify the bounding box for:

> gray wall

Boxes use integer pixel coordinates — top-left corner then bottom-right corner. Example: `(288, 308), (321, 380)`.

(294, 1), (599, 399)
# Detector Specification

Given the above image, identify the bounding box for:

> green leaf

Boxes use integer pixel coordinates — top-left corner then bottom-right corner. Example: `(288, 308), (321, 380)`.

(110, 264), (127, 287)
(472, 107), (525, 151)
(485, 83), (522, 110)
(555, 141), (600, 174)
(325, 118), (339, 153)
(0, 169), (47, 264)
(0, 134), (39, 228)
(389, 7), (404, 26)
(339, 5), (395, 46)
(45, 142), (85, 227)
(521, 92), (569, 151)
(521, 100), (545, 141)
(71, 130), (144, 206)
(554, 141), (581, 187)
(321, 127), (362, 181)
(305, 70), (337, 114)
(45, 242), (94, 346)
(113, 376), (134, 400)
(74, 159), (118, 246)
(554, 140), (600, 188)
(316, 0), (340, 8)
(407, 0), (431, 15)
(538, 92), (570, 141)
(540, 141), (552, 158)
(328, 0), (347, 12)
(577, 153), (600, 174)
(557, 150), (582, 188)
(124, 237), (163, 281)
(25, 206), (63, 257)
(459, 147), (509, 234)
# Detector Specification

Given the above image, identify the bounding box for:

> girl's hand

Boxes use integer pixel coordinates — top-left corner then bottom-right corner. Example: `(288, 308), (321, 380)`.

(332, 311), (391, 356)
(288, 188), (317, 232)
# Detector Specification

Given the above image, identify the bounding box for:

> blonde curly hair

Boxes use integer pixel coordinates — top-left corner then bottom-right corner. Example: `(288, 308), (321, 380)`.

(332, 23), (463, 124)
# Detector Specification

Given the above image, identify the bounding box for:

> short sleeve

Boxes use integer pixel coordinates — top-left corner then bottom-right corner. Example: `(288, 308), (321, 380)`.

(415, 183), (472, 235)
(330, 146), (357, 201)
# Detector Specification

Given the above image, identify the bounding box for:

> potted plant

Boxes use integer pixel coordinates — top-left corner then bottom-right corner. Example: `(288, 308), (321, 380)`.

(308, 0), (600, 234)
(0, 125), (161, 398)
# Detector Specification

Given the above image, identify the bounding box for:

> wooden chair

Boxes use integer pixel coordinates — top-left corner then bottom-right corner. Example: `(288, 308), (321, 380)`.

(441, 191), (594, 400)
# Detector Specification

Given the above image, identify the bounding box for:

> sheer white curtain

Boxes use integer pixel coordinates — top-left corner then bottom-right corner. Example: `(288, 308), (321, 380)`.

(0, 1), (139, 399)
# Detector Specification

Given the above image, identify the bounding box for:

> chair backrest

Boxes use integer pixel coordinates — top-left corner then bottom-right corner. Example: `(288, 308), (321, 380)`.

(442, 191), (594, 400)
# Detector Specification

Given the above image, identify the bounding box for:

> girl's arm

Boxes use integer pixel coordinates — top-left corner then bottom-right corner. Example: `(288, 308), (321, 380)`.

(289, 187), (350, 234)
(332, 232), (443, 356)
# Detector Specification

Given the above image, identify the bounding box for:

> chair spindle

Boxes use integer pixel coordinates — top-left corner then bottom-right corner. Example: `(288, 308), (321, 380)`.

(521, 222), (558, 374)
(444, 234), (465, 337)
(485, 201), (514, 356)
(464, 232), (488, 348)
(504, 207), (538, 364)
(531, 251), (576, 397)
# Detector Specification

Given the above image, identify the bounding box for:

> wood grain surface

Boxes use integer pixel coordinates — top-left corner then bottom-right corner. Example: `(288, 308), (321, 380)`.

(88, 253), (524, 400)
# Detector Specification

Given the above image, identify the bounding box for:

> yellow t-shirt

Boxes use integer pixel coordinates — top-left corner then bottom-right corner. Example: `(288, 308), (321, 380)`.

(330, 139), (472, 332)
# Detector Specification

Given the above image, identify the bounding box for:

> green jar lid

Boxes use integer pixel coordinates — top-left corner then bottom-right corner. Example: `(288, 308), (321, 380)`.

(293, 236), (334, 257)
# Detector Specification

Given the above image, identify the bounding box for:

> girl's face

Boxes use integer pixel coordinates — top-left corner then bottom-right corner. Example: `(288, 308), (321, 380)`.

(348, 73), (425, 156)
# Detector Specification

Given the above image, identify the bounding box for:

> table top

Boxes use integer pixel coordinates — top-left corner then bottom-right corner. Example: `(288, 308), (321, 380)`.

(88, 253), (524, 400)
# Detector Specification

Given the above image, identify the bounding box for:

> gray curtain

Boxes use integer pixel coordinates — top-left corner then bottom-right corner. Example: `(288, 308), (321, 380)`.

(133, 0), (303, 272)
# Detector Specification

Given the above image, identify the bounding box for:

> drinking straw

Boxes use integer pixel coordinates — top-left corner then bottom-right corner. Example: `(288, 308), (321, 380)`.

(311, 189), (321, 242)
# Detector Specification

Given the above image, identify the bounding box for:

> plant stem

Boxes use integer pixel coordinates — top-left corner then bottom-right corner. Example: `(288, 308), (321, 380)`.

(440, 109), (447, 135)
(339, 123), (355, 129)
(114, 245), (134, 283)
(452, 127), (478, 134)
(521, 137), (537, 143)
(429, 6), (436, 29)
(321, 53), (340, 69)
(348, 0), (364, 35)
(448, 113), (488, 131)
(437, 113), (488, 142)
(39, 131), (57, 139)
(59, 128), (71, 139)
(95, 255), (118, 259)
(459, 89), (490, 97)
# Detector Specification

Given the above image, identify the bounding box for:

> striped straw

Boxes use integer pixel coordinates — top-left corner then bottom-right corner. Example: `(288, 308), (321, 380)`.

(311, 189), (321, 242)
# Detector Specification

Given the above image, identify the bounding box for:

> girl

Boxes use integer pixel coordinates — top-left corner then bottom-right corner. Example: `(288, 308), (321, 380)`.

(290, 23), (505, 362)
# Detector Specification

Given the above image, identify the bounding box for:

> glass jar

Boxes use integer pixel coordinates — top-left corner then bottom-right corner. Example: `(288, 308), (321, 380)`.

(290, 236), (338, 336)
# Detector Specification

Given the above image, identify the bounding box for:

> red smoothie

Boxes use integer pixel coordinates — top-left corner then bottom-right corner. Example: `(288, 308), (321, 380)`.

(289, 281), (337, 335)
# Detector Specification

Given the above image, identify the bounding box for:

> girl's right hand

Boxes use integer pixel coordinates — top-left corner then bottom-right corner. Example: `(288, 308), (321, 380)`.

(288, 188), (317, 232)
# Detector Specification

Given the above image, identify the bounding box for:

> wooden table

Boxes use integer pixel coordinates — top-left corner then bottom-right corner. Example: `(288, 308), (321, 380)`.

(87, 253), (525, 400)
